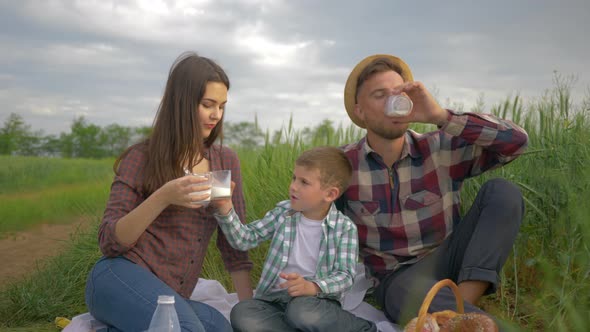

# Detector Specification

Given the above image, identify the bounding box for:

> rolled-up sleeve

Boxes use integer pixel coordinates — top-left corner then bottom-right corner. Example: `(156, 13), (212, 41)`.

(98, 149), (145, 256)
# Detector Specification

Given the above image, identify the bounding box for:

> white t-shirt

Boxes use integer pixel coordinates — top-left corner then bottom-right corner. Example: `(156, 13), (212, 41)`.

(273, 215), (323, 290)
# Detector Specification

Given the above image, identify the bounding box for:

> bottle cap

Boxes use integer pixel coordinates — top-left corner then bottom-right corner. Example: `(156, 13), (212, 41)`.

(157, 295), (175, 304)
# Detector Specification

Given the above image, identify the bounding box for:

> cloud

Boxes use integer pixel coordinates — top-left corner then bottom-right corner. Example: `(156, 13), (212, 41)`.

(41, 43), (146, 69)
(0, 0), (589, 136)
(234, 22), (312, 67)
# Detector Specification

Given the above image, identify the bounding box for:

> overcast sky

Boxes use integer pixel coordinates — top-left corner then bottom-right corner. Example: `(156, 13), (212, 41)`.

(0, 0), (588, 135)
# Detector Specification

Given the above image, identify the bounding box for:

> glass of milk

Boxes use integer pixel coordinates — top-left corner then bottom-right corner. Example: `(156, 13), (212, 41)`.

(211, 170), (232, 200)
(384, 94), (413, 117)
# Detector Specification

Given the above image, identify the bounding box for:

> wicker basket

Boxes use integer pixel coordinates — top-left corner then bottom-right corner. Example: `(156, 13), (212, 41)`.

(406, 279), (498, 332)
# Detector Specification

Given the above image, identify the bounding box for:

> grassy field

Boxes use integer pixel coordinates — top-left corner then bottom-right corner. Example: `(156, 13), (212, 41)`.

(0, 85), (589, 331)
(0, 157), (114, 235)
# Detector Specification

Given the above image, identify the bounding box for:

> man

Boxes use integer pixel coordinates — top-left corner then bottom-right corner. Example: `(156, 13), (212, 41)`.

(336, 54), (528, 325)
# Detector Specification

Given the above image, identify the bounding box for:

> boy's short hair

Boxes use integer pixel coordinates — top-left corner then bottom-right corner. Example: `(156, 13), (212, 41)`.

(295, 146), (352, 196)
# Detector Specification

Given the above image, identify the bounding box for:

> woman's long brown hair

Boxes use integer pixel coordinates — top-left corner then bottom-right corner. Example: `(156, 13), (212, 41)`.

(114, 52), (229, 195)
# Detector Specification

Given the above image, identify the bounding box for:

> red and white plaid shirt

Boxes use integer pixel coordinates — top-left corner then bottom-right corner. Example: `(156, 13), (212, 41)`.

(337, 110), (528, 280)
(99, 144), (252, 298)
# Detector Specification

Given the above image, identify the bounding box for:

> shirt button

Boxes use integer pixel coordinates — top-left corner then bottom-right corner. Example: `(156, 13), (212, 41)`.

(197, 238), (202, 242)
(180, 280), (184, 285)
(190, 260), (194, 264)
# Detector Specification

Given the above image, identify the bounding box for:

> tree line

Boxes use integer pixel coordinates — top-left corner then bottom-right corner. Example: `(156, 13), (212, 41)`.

(0, 113), (151, 158)
(0, 112), (347, 158)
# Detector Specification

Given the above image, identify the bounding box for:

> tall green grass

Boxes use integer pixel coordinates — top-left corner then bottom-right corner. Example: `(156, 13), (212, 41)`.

(0, 83), (589, 331)
(459, 85), (590, 330)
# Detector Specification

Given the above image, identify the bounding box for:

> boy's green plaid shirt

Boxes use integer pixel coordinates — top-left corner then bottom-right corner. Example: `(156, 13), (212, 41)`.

(214, 200), (359, 302)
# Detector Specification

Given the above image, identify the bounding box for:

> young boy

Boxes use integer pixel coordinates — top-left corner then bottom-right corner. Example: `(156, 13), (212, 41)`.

(212, 146), (377, 332)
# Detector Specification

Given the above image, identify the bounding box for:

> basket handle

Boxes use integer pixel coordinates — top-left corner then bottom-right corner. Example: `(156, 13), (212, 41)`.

(414, 279), (464, 332)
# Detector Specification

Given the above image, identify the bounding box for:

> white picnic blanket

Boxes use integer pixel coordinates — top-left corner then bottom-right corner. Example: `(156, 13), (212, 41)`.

(64, 264), (401, 332)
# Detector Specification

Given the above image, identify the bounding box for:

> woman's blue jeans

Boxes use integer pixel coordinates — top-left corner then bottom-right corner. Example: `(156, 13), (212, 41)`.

(85, 256), (232, 332)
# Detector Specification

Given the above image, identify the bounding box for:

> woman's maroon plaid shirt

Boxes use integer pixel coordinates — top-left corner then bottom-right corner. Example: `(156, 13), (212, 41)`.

(99, 145), (252, 298)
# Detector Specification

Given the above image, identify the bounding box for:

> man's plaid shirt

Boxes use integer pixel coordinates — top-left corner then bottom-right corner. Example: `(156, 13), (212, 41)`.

(336, 110), (528, 280)
(215, 200), (358, 303)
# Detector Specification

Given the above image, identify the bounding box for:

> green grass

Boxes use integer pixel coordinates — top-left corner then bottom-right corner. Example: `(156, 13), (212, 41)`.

(0, 183), (110, 234)
(0, 222), (100, 331)
(0, 323), (56, 332)
(0, 156), (113, 235)
(0, 83), (589, 331)
(0, 156), (113, 195)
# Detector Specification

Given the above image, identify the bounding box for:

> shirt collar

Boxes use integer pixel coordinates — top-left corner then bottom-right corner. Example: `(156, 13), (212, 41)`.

(324, 202), (340, 229)
(359, 131), (421, 161)
(287, 202), (339, 229)
(203, 146), (211, 159)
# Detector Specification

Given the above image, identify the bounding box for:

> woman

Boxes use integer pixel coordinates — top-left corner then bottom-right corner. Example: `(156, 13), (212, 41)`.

(85, 52), (253, 332)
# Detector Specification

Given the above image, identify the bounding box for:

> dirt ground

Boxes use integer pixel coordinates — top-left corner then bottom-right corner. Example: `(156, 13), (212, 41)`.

(0, 218), (93, 287)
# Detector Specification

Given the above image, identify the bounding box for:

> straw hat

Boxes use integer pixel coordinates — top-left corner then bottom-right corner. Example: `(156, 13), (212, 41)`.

(344, 54), (414, 128)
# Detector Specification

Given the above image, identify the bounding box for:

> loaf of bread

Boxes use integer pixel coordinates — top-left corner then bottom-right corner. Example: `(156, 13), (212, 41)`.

(404, 311), (498, 332)
(432, 310), (458, 326)
(403, 280), (499, 332)
(439, 313), (499, 332)
(403, 314), (440, 332)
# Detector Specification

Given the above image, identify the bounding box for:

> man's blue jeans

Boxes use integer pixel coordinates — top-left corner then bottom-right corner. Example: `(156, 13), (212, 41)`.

(85, 256), (232, 332)
(230, 290), (377, 332)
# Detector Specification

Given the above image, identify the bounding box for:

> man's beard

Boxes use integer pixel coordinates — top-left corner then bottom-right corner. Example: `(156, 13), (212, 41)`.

(365, 118), (408, 140)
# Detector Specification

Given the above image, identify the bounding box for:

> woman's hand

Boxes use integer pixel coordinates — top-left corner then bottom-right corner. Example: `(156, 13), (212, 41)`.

(158, 174), (211, 208)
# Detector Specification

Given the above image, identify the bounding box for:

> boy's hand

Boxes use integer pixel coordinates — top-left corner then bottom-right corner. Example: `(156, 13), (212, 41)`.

(279, 272), (321, 297)
(210, 181), (235, 215)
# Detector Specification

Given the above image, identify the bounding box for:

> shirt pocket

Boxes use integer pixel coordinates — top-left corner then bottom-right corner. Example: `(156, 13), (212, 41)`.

(346, 200), (386, 227)
(347, 200), (381, 216)
(401, 190), (446, 250)
(402, 190), (442, 210)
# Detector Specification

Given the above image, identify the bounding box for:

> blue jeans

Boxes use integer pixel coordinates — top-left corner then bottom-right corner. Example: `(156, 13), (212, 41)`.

(230, 290), (376, 332)
(85, 256), (232, 332)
